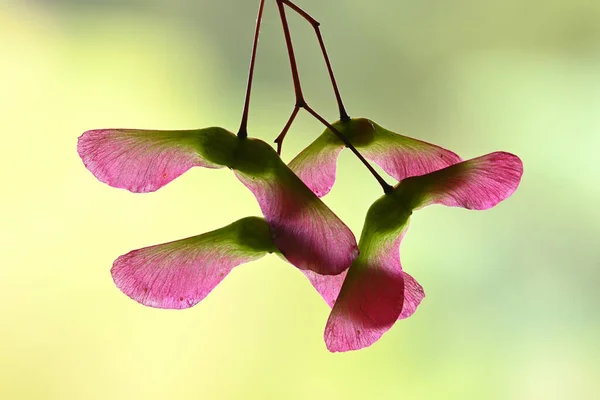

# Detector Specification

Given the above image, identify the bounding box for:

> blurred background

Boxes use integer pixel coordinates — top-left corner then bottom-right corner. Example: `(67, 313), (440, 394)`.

(1, 0), (598, 398)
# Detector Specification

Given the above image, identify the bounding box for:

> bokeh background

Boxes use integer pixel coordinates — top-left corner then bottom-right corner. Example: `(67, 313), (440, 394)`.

(1, 0), (599, 398)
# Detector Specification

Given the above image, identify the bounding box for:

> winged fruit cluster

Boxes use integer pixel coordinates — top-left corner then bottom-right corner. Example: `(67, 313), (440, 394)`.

(78, 0), (522, 352)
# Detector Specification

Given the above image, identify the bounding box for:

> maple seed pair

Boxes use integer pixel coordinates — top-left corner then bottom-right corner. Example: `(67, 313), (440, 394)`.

(77, 127), (357, 279)
(290, 118), (522, 351)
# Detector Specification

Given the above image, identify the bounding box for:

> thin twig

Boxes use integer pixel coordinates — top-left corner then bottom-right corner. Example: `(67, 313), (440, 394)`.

(238, 0), (266, 139)
(282, 0), (349, 120)
(274, 106), (300, 155)
(276, 0), (305, 104)
(274, 0), (391, 194)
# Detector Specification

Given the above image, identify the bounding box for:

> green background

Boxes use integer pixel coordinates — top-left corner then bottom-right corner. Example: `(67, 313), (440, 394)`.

(1, 0), (598, 398)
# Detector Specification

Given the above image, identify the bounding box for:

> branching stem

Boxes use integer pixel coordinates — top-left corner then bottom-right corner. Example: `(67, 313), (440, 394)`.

(275, 0), (391, 194)
(274, 106), (300, 155)
(281, 0), (349, 121)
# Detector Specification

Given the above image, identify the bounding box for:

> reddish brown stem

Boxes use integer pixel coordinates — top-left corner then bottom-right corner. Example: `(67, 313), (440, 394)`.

(276, 0), (305, 105)
(275, 0), (391, 194)
(282, 0), (349, 121)
(274, 106), (300, 155)
(238, 0), (266, 139)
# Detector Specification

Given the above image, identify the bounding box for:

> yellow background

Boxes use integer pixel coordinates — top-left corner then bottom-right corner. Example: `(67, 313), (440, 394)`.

(1, 0), (598, 399)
